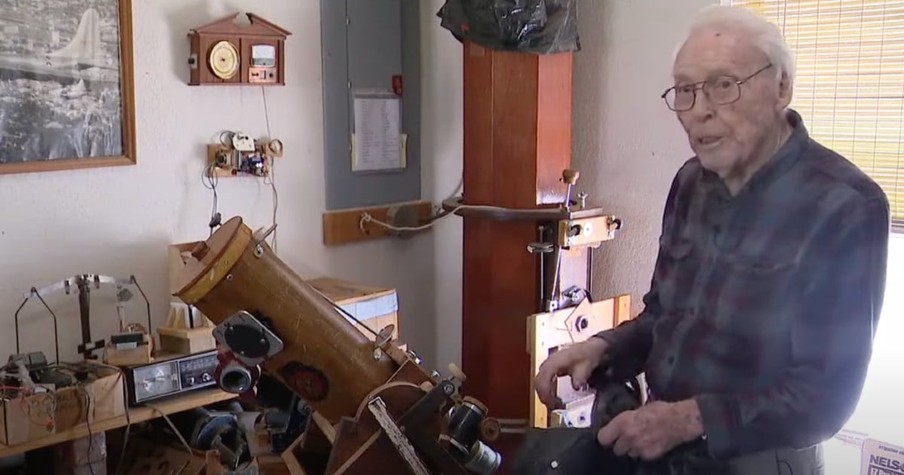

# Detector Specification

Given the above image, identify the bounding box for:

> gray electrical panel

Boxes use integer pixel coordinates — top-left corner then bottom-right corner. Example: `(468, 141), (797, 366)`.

(321, 0), (421, 211)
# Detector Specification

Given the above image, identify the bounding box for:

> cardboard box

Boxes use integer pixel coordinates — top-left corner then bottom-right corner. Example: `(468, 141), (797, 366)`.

(0, 362), (126, 446)
(307, 277), (400, 340)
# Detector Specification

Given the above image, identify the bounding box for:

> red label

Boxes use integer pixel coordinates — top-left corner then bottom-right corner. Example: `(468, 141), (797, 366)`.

(392, 75), (403, 96)
(278, 362), (329, 402)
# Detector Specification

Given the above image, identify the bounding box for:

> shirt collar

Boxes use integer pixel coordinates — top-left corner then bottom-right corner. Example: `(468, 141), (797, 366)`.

(700, 108), (810, 200)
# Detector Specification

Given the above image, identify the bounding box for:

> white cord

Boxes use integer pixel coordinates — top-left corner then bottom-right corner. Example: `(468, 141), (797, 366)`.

(261, 86), (278, 253)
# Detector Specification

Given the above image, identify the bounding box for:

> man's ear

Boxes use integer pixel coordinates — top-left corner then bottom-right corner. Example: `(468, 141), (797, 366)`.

(777, 71), (793, 110)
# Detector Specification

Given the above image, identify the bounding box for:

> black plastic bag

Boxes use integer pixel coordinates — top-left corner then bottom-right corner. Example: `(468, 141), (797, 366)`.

(437, 0), (580, 55)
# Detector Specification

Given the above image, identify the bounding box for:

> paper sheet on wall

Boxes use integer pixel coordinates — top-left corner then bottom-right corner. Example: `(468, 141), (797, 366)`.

(861, 438), (904, 475)
(352, 95), (405, 172)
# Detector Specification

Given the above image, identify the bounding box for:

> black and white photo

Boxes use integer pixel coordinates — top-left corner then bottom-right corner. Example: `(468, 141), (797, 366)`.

(0, 0), (135, 173)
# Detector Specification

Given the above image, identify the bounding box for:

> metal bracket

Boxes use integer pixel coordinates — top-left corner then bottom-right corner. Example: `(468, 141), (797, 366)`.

(213, 311), (284, 366)
(368, 397), (431, 475)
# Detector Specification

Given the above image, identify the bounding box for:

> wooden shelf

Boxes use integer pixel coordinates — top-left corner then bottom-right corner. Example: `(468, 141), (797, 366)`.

(0, 389), (235, 458)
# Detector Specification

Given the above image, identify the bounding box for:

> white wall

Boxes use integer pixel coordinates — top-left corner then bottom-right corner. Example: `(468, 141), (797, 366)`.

(423, 0), (716, 366)
(0, 0), (437, 366)
(421, 0), (465, 369)
(572, 0), (716, 313)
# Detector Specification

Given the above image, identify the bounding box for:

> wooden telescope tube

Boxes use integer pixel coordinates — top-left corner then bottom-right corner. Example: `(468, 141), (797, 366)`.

(171, 217), (399, 424)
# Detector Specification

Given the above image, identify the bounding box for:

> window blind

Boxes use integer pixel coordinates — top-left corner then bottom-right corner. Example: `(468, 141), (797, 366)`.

(725, 0), (904, 229)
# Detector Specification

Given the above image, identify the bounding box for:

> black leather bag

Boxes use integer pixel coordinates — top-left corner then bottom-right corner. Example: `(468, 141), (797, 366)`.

(510, 368), (642, 475)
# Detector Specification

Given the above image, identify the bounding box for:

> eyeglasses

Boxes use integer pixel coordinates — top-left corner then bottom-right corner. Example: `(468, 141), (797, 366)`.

(661, 63), (773, 112)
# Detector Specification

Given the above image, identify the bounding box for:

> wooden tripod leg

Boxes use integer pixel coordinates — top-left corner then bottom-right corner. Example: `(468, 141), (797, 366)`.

(282, 412), (337, 475)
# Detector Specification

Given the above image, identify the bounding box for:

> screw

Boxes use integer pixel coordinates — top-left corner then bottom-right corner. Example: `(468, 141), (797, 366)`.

(443, 383), (454, 395)
(260, 338), (266, 344)
(430, 370), (441, 380)
(551, 460), (559, 469)
(578, 192), (588, 209)
(373, 349), (381, 360)
(226, 274), (234, 281)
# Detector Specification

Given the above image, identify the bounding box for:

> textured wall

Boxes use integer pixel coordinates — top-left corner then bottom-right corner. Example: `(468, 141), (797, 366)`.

(0, 0), (437, 366)
(421, 0), (466, 368)
(571, 0), (715, 314)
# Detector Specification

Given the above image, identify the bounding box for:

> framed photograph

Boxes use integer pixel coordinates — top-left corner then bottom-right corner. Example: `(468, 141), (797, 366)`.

(0, 0), (135, 175)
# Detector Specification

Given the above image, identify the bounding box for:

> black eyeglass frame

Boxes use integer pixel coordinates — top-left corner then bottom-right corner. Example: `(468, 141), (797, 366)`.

(661, 63), (774, 112)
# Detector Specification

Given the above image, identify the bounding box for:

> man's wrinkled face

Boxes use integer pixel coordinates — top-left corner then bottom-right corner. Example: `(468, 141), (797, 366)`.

(672, 27), (791, 180)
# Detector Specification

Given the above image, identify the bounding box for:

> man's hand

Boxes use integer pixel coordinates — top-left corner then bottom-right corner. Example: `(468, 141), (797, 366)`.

(534, 337), (609, 409)
(597, 399), (705, 461)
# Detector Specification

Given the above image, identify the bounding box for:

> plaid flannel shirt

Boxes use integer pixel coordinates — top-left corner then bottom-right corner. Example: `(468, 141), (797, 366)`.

(598, 109), (890, 460)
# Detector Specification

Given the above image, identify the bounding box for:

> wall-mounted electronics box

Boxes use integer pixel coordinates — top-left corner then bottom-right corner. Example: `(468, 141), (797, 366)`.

(188, 13), (291, 86)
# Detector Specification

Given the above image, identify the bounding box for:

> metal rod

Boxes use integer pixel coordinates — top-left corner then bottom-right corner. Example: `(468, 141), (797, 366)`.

(587, 246), (594, 299)
(34, 291), (61, 364)
(13, 295), (28, 356)
(537, 226), (546, 312)
(77, 275), (92, 354)
(549, 247), (563, 312)
(130, 275), (153, 333)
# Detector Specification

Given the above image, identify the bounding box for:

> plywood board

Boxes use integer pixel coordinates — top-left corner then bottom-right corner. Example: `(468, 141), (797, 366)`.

(322, 200), (433, 246)
(527, 295), (631, 428)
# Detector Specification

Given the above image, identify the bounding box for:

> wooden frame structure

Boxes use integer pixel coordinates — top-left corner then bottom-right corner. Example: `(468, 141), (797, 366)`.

(527, 295), (632, 429)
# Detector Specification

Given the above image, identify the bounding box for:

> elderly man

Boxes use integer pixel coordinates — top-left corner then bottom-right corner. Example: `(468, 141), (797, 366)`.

(535, 5), (890, 474)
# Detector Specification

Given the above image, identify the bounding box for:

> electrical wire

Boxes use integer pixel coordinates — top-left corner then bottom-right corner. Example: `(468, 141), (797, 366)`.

(80, 385), (97, 475)
(261, 86), (278, 253)
(114, 370), (131, 475)
(144, 403), (195, 457)
(201, 162), (221, 236)
(264, 158), (279, 253)
(309, 287), (380, 338)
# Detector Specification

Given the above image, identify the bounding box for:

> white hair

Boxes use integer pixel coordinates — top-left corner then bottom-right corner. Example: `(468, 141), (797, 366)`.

(675, 5), (796, 87)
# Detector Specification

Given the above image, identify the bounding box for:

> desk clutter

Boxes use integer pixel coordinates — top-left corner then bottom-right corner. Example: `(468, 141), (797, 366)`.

(0, 239), (402, 474)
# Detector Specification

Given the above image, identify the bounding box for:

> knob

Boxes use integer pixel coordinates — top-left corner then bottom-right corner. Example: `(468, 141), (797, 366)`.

(562, 169), (580, 185)
(202, 373), (212, 382)
(448, 363), (467, 382)
(190, 242), (210, 260)
(187, 376), (196, 385)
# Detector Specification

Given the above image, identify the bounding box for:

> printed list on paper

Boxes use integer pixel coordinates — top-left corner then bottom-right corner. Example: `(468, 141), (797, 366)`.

(353, 96), (403, 172)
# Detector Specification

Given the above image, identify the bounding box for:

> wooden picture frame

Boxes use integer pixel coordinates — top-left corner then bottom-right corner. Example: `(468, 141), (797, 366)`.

(0, 0), (135, 175)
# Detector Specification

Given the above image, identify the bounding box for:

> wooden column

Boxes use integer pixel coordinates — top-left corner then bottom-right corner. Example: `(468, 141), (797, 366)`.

(461, 41), (576, 465)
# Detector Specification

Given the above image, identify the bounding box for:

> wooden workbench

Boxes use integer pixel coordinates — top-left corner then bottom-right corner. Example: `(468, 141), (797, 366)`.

(0, 388), (235, 459)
